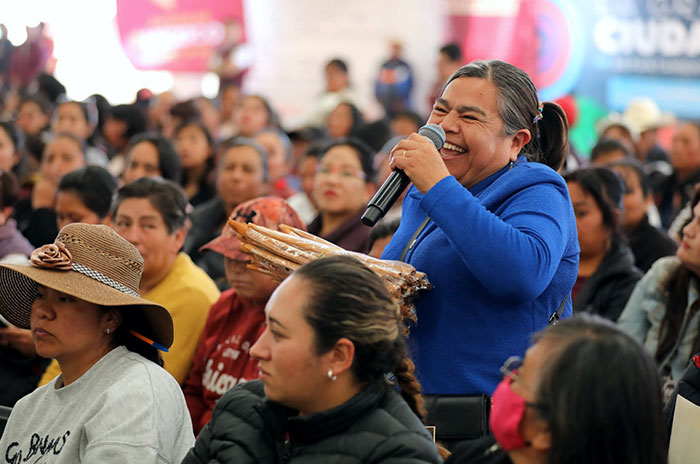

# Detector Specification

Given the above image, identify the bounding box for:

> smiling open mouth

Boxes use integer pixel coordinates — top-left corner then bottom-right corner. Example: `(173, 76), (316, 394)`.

(442, 142), (466, 154)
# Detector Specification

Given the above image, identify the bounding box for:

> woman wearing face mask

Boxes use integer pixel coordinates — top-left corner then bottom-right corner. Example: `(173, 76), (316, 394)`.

(446, 315), (667, 464)
(183, 256), (441, 463)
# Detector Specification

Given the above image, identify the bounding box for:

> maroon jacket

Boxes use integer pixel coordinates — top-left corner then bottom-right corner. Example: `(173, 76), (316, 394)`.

(183, 289), (266, 435)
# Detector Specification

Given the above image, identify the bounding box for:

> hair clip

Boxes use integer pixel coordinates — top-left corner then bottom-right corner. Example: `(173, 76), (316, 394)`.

(533, 102), (544, 124)
(130, 330), (169, 352)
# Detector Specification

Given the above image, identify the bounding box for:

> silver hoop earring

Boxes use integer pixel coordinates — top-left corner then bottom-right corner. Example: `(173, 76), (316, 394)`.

(106, 327), (111, 335)
(327, 369), (337, 381)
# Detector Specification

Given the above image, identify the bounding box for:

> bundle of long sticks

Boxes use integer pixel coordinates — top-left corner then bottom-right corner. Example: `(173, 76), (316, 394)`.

(228, 219), (431, 325)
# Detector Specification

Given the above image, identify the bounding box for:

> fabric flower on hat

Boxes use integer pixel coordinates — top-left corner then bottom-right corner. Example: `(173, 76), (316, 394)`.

(29, 242), (73, 271)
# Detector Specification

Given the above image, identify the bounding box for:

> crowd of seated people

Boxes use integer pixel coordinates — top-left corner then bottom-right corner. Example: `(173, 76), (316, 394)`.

(0, 40), (699, 463)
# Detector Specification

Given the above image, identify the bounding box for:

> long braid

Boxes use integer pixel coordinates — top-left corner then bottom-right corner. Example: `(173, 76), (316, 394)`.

(394, 355), (426, 422)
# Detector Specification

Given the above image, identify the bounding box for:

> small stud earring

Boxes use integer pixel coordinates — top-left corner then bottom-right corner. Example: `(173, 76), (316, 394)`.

(106, 327), (111, 335)
(327, 369), (337, 381)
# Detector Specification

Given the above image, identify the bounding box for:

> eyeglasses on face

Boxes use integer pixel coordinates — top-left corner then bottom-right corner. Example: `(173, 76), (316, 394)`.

(499, 355), (549, 413)
(315, 165), (366, 181)
(500, 355), (523, 382)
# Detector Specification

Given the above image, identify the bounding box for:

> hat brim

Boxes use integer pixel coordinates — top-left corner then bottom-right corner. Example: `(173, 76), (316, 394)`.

(200, 234), (246, 261)
(0, 264), (173, 348)
(595, 114), (639, 139)
(628, 113), (675, 133)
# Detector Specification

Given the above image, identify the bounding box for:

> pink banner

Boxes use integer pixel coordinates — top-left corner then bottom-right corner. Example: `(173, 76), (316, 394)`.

(447, 0), (537, 78)
(116, 0), (245, 71)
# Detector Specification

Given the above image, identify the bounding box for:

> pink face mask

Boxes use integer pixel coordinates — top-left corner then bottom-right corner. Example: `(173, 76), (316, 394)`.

(489, 376), (530, 450)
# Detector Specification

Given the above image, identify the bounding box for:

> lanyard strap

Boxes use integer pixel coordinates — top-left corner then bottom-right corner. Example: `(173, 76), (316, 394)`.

(399, 216), (431, 262)
(399, 214), (568, 326)
(549, 295), (568, 325)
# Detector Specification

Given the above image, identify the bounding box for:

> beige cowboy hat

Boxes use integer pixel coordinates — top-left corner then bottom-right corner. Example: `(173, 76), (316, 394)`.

(621, 97), (675, 134)
(596, 97), (675, 140)
(0, 223), (173, 348)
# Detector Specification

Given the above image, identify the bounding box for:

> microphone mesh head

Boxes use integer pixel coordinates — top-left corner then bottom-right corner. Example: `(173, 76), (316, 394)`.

(419, 124), (446, 150)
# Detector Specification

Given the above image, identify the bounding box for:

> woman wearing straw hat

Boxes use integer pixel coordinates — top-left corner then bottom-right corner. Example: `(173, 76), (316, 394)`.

(0, 223), (194, 463)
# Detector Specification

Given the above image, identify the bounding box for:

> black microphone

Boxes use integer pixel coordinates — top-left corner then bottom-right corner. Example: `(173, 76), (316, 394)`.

(361, 124), (446, 227)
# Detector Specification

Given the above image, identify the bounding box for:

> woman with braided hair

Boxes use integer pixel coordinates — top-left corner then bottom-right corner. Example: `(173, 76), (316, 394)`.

(183, 255), (441, 464)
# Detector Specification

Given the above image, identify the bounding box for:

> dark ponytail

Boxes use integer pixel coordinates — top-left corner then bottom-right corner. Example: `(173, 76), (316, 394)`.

(537, 102), (569, 171)
(295, 255), (426, 422)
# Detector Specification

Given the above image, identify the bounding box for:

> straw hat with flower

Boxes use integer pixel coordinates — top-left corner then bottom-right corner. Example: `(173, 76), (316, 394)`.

(0, 223), (173, 349)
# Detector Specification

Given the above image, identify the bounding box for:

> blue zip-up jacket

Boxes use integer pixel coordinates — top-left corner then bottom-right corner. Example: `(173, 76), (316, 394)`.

(382, 158), (579, 395)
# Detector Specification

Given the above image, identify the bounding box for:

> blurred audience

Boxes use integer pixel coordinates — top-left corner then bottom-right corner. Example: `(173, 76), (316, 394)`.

(55, 166), (117, 230)
(389, 110), (423, 137)
(253, 128), (298, 199)
(218, 84), (240, 139)
(51, 99), (107, 167)
(300, 58), (363, 129)
(163, 100), (202, 140)
(325, 101), (363, 139)
(286, 142), (323, 224)
(174, 119), (216, 206)
(565, 167), (642, 320)
(307, 137), (375, 252)
(589, 138), (632, 166)
(13, 132), (86, 246)
(655, 121), (700, 230)
(619, 186), (700, 399)
(184, 197), (305, 435)
(122, 131), (183, 185)
(367, 217), (400, 258)
(428, 42), (462, 108)
(374, 39), (414, 119)
(101, 103), (148, 176)
(0, 120), (26, 181)
(184, 137), (269, 288)
(15, 94), (51, 140)
(232, 94), (279, 138)
(0, 170), (32, 264)
(609, 159), (677, 272)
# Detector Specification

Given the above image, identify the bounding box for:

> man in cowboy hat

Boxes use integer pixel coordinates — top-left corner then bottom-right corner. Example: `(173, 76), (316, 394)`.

(0, 223), (194, 463)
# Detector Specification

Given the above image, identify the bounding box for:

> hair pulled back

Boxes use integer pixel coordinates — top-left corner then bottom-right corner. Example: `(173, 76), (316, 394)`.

(445, 60), (569, 171)
(533, 315), (666, 464)
(294, 255), (426, 420)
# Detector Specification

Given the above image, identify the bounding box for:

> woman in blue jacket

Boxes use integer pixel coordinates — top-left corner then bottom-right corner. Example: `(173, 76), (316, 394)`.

(383, 60), (579, 395)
